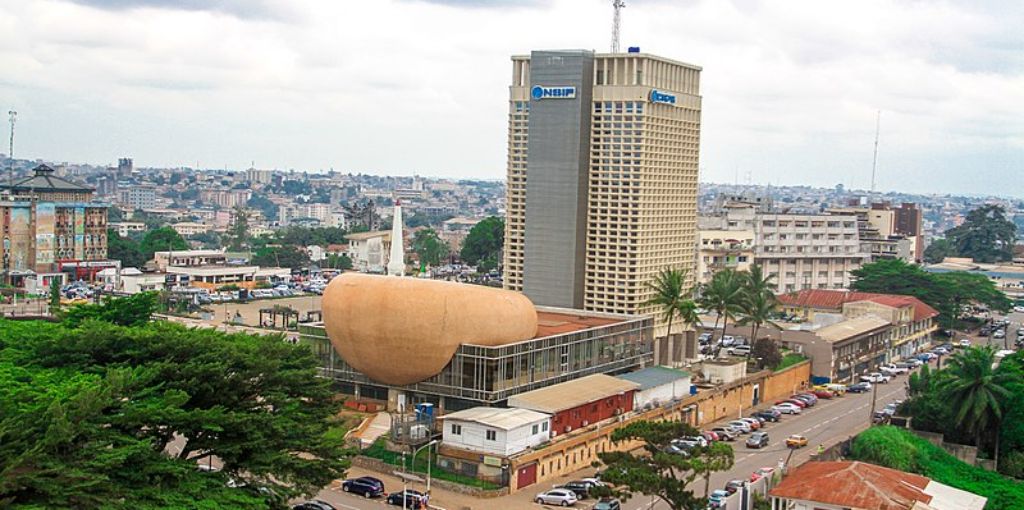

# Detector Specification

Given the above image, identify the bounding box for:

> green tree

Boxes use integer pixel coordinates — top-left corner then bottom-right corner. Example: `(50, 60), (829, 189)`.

(694, 441), (735, 497)
(750, 338), (783, 370)
(325, 253), (353, 271)
(251, 246), (310, 270)
(247, 193), (279, 220)
(139, 226), (188, 261)
(699, 269), (745, 356)
(460, 216), (504, 272)
(412, 228), (450, 268)
(106, 228), (147, 268)
(736, 289), (779, 356)
(595, 420), (733, 510)
(0, 317), (349, 509)
(942, 346), (1013, 465)
(61, 291), (158, 328)
(645, 268), (698, 345)
(923, 237), (955, 264)
(48, 278), (61, 310)
(944, 204), (1017, 263)
(227, 206), (251, 251)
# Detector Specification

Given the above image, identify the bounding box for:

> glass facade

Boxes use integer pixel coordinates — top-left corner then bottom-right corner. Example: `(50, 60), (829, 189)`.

(299, 313), (653, 404)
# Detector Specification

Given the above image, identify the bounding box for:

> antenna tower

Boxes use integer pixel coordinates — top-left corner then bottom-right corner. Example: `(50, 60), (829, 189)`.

(611, 0), (625, 53)
(870, 110), (880, 194)
(7, 110), (15, 191)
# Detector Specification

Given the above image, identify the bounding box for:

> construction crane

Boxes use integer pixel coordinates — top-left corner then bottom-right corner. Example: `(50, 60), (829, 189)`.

(611, 0), (625, 53)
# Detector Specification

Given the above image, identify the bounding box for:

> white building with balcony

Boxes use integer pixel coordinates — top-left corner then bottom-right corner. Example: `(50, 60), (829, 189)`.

(754, 213), (869, 293)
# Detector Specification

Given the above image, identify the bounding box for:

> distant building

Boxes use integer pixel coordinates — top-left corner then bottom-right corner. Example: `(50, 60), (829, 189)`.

(755, 212), (869, 292)
(199, 189), (251, 209)
(697, 228), (755, 284)
(152, 249), (227, 271)
(1, 164), (112, 282)
(118, 186), (156, 210)
(770, 461), (986, 510)
(615, 366), (692, 409)
(507, 374), (639, 437)
(246, 167), (273, 185)
(109, 221), (146, 237)
(171, 222), (211, 236)
(117, 157), (133, 178)
(345, 231), (392, 273)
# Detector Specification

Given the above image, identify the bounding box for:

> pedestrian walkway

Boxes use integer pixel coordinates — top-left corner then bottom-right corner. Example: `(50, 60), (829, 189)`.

(354, 412), (392, 448)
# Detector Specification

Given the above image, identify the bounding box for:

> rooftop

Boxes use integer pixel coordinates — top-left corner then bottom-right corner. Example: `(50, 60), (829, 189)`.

(442, 407), (549, 431)
(507, 374), (640, 414)
(346, 230), (391, 241)
(769, 461), (986, 510)
(2, 164), (93, 194)
(779, 289), (939, 322)
(815, 315), (891, 343)
(154, 249), (226, 258)
(616, 366), (690, 391)
(534, 310), (621, 337)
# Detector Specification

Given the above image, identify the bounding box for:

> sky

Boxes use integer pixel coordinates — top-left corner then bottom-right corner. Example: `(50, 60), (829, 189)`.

(0, 0), (1022, 196)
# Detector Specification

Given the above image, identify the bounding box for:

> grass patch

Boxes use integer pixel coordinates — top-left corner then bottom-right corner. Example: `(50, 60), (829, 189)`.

(362, 439), (501, 490)
(850, 426), (1024, 510)
(776, 352), (806, 371)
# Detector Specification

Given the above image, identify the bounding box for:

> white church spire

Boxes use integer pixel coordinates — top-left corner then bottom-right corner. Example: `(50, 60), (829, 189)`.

(387, 199), (405, 277)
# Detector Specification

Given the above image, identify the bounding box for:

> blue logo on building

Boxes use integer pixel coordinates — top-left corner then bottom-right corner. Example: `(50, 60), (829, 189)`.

(531, 85), (577, 100)
(649, 89), (677, 105)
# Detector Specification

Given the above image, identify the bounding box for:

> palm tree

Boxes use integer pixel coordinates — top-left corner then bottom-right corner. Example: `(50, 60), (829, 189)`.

(744, 264), (776, 300)
(644, 268), (695, 351)
(941, 346), (1013, 465)
(698, 269), (745, 357)
(737, 291), (780, 356)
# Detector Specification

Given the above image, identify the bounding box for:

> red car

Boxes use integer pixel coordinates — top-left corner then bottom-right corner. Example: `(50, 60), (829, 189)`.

(702, 430), (720, 442)
(812, 390), (834, 399)
(750, 467), (775, 482)
(776, 399), (807, 408)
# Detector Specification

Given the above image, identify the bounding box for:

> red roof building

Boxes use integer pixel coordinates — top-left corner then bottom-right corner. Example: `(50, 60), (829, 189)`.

(769, 461), (986, 510)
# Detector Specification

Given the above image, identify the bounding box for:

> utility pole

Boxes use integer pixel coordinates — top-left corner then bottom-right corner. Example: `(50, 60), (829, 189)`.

(611, 0), (625, 53)
(870, 110), (880, 194)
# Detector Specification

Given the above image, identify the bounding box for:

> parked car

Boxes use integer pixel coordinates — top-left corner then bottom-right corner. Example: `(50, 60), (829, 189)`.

(826, 383), (848, 395)
(702, 430), (720, 442)
(340, 477), (385, 498)
(711, 427), (739, 441)
(708, 489), (729, 508)
(724, 479), (746, 494)
(750, 467), (775, 482)
(593, 498), (621, 510)
(292, 501), (337, 510)
(812, 389), (835, 399)
(1013, 305), (1024, 313)
(781, 398), (808, 408)
(993, 330), (1006, 339)
(772, 403), (803, 414)
(753, 410), (780, 422)
(558, 481), (592, 499)
(386, 489), (425, 508)
(738, 418), (761, 430)
(728, 420), (752, 433)
(860, 373), (890, 384)
(794, 393), (818, 405)
(745, 432), (769, 449)
(535, 488), (579, 506)
(880, 363), (908, 375)
(959, 338), (973, 347)
(785, 434), (808, 448)
(729, 345), (752, 357)
(847, 382), (872, 393)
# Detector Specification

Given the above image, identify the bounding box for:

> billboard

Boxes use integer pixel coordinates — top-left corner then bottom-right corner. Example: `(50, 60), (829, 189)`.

(35, 203), (55, 268)
(73, 207), (85, 260)
(8, 207), (31, 271)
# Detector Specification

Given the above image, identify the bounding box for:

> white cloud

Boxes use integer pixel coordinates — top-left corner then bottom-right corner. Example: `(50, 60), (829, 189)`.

(0, 0), (1021, 195)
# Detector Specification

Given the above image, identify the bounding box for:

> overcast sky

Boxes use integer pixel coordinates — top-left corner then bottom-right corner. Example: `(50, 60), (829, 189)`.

(1, 0), (1022, 195)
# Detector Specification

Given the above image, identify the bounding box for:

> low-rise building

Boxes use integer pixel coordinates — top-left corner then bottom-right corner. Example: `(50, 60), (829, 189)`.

(616, 366), (692, 409)
(507, 374), (639, 437)
(166, 264), (290, 290)
(171, 222), (211, 236)
(345, 231), (392, 273)
(110, 221), (146, 237)
(769, 461), (986, 510)
(781, 315), (891, 384)
(153, 249), (227, 271)
(441, 407), (551, 457)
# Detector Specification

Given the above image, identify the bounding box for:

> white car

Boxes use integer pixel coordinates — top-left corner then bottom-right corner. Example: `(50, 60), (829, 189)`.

(728, 420), (752, 433)
(993, 330), (1005, 339)
(1013, 305), (1024, 313)
(729, 345), (752, 356)
(959, 338), (972, 348)
(860, 373), (891, 384)
(772, 403), (802, 414)
(535, 489), (578, 506)
(879, 364), (908, 375)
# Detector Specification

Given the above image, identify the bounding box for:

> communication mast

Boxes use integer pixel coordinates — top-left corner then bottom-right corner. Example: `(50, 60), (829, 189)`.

(870, 110), (881, 194)
(611, 0), (625, 53)
(7, 110), (15, 191)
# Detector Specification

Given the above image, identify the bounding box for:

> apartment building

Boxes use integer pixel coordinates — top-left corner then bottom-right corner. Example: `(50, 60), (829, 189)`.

(118, 186), (156, 210)
(199, 189), (251, 209)
(755, 213), (869, 292)
(503, 49), (702, 340)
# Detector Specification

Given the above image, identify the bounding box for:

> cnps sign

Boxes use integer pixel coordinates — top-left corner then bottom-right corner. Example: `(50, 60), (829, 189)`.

(531, 85), (577, 100)
(649, 89), (677, 106)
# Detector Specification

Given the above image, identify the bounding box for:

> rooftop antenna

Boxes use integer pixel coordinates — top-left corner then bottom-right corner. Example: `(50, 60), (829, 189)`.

(870, 110), (881, 194)
(611, 0), (625, 53)
(7, 110), (16, 191)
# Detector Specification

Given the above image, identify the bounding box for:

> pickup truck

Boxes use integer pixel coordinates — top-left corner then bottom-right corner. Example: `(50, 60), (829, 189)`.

(879, 363), (908, 375)
(860, 372), (891, 384)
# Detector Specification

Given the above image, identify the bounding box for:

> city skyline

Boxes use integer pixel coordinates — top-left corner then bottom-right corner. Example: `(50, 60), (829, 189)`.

(1, 0), (1021, 196)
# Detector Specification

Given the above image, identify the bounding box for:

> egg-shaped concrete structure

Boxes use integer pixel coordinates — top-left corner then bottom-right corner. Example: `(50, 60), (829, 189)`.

(322, 273), (539, 386)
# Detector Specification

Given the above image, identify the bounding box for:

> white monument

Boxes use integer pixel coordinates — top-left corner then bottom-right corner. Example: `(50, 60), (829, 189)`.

(387, 199), (405, 277)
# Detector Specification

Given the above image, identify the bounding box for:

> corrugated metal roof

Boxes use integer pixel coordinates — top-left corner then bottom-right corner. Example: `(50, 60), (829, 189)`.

(815, 315), (890, 343)
(441, 407), (550, 431)
(769, 461), (935, 510)
(615, 366), (690, 390)
(778, 289), (939, 322)
(4, 164), (93, 193)
(507, 374), (640, 414)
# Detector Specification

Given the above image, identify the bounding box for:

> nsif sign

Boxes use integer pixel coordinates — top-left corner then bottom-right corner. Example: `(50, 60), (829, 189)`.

(649, 89), (677, 106)
(531, 85), (577, 100)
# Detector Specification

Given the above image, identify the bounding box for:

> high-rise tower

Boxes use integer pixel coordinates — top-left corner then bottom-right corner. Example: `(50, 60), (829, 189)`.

(504, 49), (702, 345)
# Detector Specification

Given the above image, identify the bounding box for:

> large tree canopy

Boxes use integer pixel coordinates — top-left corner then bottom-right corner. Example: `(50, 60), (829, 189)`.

(943, 204), (1017, 263)
(0, 302), (349, 509)
(412, 228), (450, 268)
(139, 226), (189, 261)
(460, 216), (504, 272)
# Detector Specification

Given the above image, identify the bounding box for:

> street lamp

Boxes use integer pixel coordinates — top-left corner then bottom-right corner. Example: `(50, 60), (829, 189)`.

(413, 439), (439, 495)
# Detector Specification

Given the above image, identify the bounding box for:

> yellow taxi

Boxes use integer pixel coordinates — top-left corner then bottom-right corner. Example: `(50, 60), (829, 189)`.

(786, 434), (808, 448)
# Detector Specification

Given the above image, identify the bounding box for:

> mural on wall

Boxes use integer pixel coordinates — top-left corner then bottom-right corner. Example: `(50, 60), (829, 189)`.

(35, 203), (55, 268)
(9, 207), (32, 271)
(73, 207), (85, 260)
